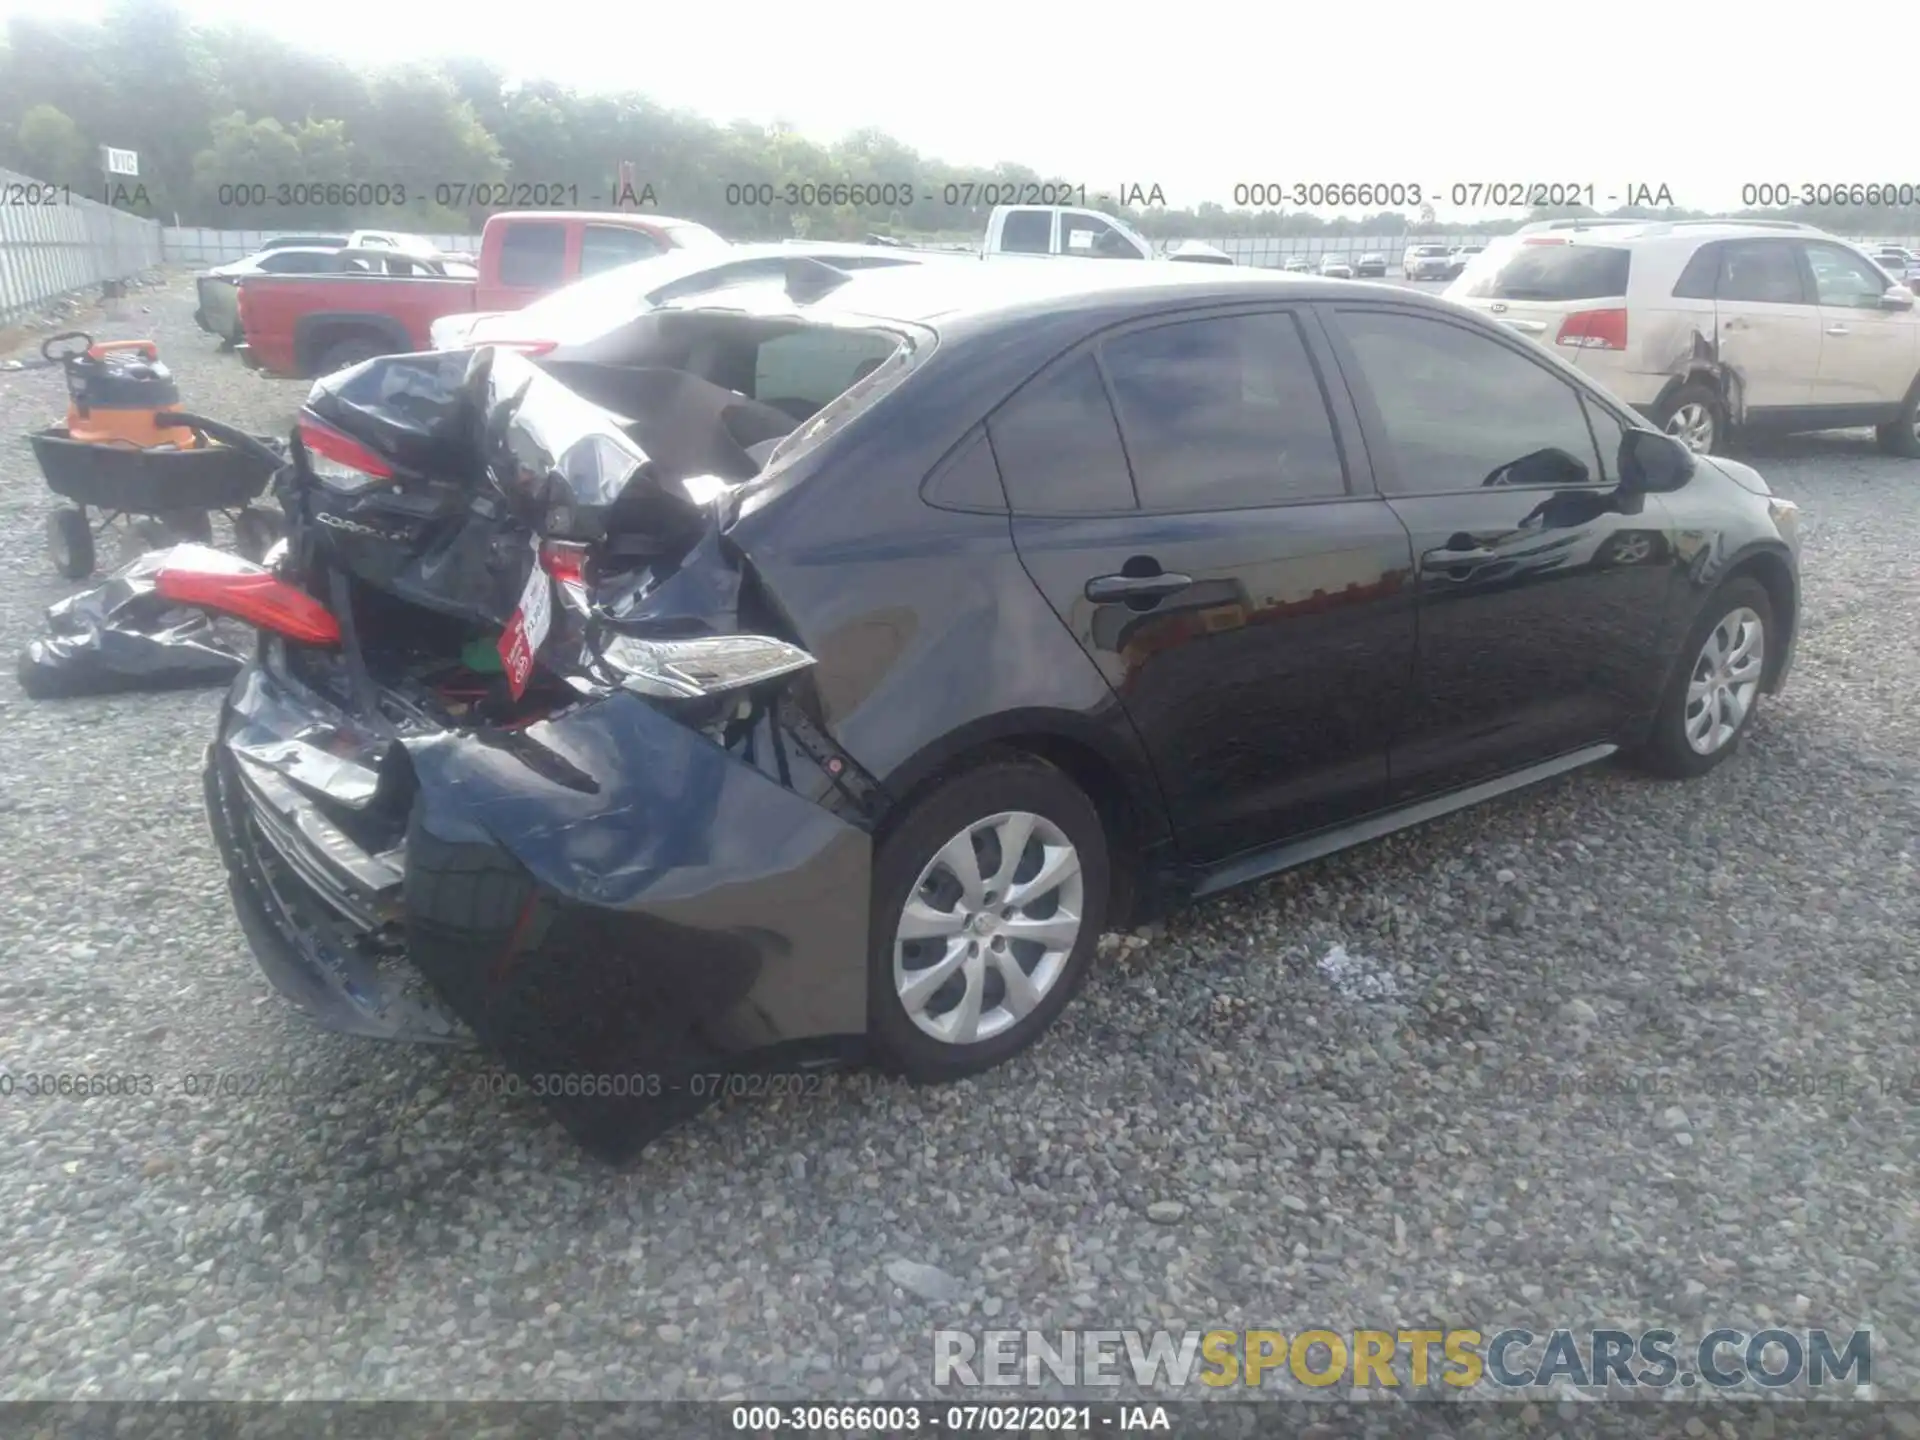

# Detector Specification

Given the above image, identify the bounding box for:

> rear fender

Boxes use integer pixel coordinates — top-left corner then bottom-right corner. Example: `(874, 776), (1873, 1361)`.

(398, 689), (871, 1160)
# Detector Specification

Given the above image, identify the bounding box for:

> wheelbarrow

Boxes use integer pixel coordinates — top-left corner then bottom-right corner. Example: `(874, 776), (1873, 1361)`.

(25, 333), (288, 578)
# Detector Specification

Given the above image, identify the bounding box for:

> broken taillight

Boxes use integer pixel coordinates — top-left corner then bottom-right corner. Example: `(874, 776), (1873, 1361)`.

(297, 413), (395, 493)
(155, 547), (341, 646)
(1556, 308), (1629, 351)
(539, 540), (590, 612)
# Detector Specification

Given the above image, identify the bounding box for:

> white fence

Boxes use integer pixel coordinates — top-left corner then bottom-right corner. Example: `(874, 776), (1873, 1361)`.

(161, 227), (479, 265)
(0, 168), (165, 326)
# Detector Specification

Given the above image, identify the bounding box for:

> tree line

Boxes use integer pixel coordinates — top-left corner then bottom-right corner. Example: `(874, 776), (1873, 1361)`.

(4, 1), (1918, 243)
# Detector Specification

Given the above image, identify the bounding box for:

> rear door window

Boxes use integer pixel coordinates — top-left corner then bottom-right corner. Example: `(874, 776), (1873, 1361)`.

(1717, 241), (1812, 305)
(988, 354), (1137, 513)
(581, 225), (666, 276)
(1461, 244), (1631, 301)
(1099, 311), (1347, 509)
(1671, 243), (1722, 299)
(497, 223), (568, 288)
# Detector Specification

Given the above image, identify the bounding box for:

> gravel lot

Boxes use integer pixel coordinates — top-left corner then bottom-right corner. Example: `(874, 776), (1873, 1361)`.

(1, 272), (1915, 1403)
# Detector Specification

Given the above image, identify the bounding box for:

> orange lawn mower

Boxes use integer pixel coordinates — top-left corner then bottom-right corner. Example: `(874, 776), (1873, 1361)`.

(26, 332), (286, 579)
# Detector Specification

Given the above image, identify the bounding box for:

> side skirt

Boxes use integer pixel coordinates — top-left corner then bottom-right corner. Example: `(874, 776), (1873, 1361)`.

(1189, 743), (1618, 901)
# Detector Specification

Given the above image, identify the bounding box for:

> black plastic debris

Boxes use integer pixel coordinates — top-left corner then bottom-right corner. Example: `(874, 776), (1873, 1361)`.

(16, 546), (248, 699)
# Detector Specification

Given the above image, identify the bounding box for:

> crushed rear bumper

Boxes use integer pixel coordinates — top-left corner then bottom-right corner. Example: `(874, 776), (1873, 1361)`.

(203, 650), (873, 1159)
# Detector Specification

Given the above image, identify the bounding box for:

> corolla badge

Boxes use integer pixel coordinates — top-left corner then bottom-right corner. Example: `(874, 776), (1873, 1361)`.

(314, 512), (394, 537)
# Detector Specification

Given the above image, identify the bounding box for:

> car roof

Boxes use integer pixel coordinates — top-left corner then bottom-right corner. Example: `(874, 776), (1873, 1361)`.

(1511, 218), (1838, 246)
(692, 258), (1424, 336)
(221, 247), (342, 267)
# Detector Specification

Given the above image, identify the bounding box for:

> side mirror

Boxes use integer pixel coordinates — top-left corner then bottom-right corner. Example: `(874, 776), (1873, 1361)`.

(1619, 428), (1697, 493)
(1878, 287), (1914, 310)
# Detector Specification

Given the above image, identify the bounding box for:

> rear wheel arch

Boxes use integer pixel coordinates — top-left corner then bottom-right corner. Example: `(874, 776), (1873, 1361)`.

(1652, 364), (1739, 414)
(294, 315), (408, 376)
(876, 720), (1165, 933)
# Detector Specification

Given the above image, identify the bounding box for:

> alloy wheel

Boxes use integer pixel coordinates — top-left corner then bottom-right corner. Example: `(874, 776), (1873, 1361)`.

(1611, 533), (1653, 565)
(1684, 606), (1766, 755)
(892, 810), (1084, 1046)
(1665, 402), (1716, 453)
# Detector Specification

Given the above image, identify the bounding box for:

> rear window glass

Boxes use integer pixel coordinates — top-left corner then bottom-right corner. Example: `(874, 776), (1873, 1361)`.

(1461, 245), (1631, 301)
(754, 329), (902, 414)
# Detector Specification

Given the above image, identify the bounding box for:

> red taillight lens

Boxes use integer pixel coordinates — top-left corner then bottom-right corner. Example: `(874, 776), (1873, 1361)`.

(156, 550), (341, 646)
(297, 413), (395, 491)
(1556, 308), (1629, 351)
(539, 541), (587, 587)
(1523, 236), (1570, 245)
(488, 340), (556, 357)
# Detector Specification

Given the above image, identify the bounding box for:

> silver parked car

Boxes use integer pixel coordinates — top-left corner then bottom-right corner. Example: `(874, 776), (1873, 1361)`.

(431, 241), (953, 359)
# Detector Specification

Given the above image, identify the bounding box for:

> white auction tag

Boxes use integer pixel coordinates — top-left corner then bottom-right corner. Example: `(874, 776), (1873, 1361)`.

(498, 539), (553, 699)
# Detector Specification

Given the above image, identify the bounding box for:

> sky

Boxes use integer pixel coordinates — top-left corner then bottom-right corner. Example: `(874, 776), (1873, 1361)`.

(0, 0), (1902, 220)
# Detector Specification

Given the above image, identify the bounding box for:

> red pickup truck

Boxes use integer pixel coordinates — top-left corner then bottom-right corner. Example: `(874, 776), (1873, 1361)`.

(236, 210), (728, 377)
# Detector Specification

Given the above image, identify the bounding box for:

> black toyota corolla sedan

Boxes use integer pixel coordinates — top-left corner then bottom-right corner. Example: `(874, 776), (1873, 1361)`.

(189, 259), (1801, 1158)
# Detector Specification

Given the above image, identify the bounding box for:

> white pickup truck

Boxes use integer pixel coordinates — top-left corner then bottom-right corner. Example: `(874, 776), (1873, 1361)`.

(981, 204), (1226, 262)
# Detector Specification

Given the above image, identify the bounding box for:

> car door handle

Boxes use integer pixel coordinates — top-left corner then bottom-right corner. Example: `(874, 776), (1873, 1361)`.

(1085, 571), (1193, 604)
(1825, 325), (1851, 336)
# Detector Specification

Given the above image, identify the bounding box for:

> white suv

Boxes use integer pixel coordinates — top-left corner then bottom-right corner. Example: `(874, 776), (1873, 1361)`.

(1443, 219), (1920, 456)
(1403, 243), (1454, 280)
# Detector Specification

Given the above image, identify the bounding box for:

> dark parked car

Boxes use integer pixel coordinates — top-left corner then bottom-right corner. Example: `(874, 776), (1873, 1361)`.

(190, 262), (1801, 1159)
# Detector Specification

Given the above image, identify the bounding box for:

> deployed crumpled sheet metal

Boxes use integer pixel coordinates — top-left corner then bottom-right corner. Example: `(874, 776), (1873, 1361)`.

(16, 546), (248, 699)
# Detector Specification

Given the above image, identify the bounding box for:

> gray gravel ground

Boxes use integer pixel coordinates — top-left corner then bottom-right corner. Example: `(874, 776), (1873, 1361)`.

(0, 272), (1915, 1404)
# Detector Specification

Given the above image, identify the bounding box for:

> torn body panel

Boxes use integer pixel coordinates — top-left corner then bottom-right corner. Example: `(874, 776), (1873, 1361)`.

(1625, 316), (1747, 424)
(18, 546), (247, 699)
(208, 644), (872, 1158)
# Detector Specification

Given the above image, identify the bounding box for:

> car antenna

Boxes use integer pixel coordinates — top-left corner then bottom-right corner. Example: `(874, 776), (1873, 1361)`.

(785, 257), (855, 304)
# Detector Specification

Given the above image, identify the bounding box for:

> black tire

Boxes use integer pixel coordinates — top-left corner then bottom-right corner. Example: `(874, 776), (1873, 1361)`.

(868, 755), (1110, 1082)
(48, 508), (93, 579)
(314, 336), (388, 376)
(1632, 577), (1774, 779)
(1874, 384), (1920, 457)
(231, 507), (283, 563)
(1653, 381), (1726, 456)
